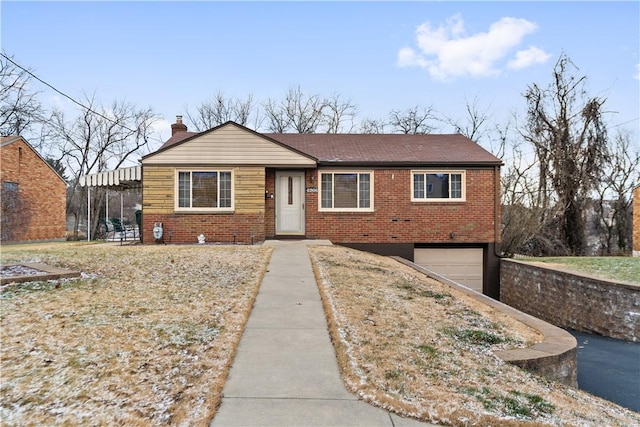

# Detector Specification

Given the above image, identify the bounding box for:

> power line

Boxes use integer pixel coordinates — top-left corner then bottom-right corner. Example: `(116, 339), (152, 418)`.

(610, 117), (640, 129)
(1, 52), (161, 139)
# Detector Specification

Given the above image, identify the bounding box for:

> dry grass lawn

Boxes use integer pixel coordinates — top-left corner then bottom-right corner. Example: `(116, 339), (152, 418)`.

(1, 242), (272, 426)
(3, 242), (638, 427)
(309, 245), (640, 427)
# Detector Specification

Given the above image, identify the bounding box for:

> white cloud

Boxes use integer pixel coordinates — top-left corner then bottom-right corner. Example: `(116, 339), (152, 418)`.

(398, 14), (550, 80)
(635, 63), (640, 81)
(508, 46), (552, 70)
(397, 47), (427, 68)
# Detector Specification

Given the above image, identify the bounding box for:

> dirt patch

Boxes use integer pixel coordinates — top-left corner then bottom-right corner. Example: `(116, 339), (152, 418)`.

(1, 262), (81, 285)
(309, 245), (640, 426)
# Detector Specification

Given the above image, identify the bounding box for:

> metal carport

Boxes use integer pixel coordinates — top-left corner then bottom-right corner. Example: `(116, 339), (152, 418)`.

(78, 165), (142, 241)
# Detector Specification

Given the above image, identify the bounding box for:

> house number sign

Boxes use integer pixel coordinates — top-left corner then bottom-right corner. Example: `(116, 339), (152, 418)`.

(306, 187), (318, 193)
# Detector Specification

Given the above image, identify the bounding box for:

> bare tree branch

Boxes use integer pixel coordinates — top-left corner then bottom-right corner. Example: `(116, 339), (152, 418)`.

(593, 129), (640, 254)
(44, 94), (159, 238)
(522, 53), (609, 255)
(388, 105), (438, 134)
(323, 93), (357, 133)
(443, 96), (491, 142)
(0, 52), (43, 136)
(185, 91), (258, 131)
(359, 117), (387, 134)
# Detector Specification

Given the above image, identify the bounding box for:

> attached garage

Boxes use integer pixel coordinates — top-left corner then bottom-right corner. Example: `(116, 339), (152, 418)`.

(414, 248), (484, 293)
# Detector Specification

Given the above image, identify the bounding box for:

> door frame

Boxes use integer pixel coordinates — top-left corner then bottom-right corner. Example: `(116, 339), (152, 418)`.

(275, 170), (306, 235)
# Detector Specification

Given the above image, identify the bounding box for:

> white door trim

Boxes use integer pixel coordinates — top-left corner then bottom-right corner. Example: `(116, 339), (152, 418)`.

(275, 171), (306, 235)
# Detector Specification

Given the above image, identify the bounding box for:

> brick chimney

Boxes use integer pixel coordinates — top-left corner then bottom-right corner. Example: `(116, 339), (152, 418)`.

(171, 115), (187, 136)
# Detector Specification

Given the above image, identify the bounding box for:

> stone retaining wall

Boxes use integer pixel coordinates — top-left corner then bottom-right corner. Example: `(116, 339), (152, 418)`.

(501, 259), (639, 342)
(394, 257), (577, 386)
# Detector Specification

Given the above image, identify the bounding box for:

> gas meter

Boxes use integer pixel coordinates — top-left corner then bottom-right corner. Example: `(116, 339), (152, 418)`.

(153, 222), (163, 241)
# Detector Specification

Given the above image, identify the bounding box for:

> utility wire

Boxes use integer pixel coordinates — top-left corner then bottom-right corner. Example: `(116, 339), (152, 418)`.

(1, 52), (160, 138)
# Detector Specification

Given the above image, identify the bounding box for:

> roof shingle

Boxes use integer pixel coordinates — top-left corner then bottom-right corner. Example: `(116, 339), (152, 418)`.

(154, 122), (501, 166)
(264, 133), (501, 165)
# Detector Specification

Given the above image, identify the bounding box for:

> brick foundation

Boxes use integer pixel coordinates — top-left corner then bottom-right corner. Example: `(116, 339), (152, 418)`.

(142, 212), (265, 245)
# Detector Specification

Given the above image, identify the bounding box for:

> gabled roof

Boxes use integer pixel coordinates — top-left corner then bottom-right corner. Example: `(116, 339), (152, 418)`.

(159, 131), (197, 150)
(1, 136), (68, 184)
(142, 122), (316, 166)
(148, 121), (502, 167)
(145, 121), (315, 161)
(0, 135), (23, 146)
(265, 133), (501, 166)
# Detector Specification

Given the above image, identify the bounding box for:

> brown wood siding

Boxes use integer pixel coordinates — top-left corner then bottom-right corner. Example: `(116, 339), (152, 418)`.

(142, 166), (174, 214)
(235, 167), (265, 214)
(142, 166), (266, 214)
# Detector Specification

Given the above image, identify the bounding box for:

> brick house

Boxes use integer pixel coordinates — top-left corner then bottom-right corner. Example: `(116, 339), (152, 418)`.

(634, 185), (640, 257)
(140, 119), (503, 297)
(1, 136), (67, 242)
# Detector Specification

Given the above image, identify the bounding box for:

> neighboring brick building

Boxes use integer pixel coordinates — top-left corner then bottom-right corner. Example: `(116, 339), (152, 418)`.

(137, 119), (503, 297)
(1, 136), (67, 242)
(634, 185), (640, 257)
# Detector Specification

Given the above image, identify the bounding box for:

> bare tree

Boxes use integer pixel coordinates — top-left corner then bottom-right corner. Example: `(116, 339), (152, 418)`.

(388, 105), (437, 134)
(593, 129), (640, 254)
(359, 117), (387, 134)
(285, 86), (326, 133)
(263, 97), (291, 133)
(0, 52), (43, 136)
(46, 157), (68, 182)
(323, 93), (357, 133)
(185, 91), (258, 131)
(523, 53), (609, 255)
(263, 86), (326, 133)
(45, 94), (160, 238)
(444, 96), (491, 142)
(496, 121), (547, 256)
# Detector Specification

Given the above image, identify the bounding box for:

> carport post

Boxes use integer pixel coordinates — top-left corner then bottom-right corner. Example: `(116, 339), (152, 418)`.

(120, 192), (124, 229)
(105, 190), (109, 233)
(87, 187), (91, 241)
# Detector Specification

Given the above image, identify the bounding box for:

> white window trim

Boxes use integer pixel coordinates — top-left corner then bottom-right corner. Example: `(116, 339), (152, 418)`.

(174, 169), (235, 212)
(318, 170), (374, 212)
(411, 170), (466, 202)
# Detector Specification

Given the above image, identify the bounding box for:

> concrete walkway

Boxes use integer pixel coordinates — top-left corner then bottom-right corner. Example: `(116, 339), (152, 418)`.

(211, 240), (434, 427)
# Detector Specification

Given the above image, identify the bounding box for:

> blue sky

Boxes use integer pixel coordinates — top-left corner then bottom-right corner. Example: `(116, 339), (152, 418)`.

(2, 1), (638, 150)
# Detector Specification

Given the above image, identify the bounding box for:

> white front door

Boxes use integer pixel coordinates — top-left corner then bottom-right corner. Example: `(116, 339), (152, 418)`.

(276, 171), (305, 234)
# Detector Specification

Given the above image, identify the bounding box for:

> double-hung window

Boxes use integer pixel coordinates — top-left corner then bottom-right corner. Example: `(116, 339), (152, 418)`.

(176, 170), (233, 211)
(319, 171), (373, 211)
(412, 171), (465, 201)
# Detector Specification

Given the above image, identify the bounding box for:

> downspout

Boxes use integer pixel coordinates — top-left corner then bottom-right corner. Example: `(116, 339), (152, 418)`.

(494, 165), (502, 257)
(490, 164), (503, 300)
